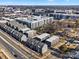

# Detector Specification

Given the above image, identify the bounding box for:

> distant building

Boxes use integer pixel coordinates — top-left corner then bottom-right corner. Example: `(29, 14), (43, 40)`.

(49, 13), (79, 20)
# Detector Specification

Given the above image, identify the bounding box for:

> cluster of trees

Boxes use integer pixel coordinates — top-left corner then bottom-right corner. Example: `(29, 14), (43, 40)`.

(35, 19), (79, 34)
(35, 23), (60, 34)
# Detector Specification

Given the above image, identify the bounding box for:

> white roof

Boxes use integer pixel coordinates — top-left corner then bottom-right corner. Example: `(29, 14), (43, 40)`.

(20, 28), (30, 32)
(16, 17), (28, 21)
(36, 33), (50, 39)
(26, 30), (36, 33)
(9, 21), (27, 29)
(0, 20), (7, 23)
(21, 35), (28, 42)
(2, 17), (14, 21)
(46, 36), (59, 42)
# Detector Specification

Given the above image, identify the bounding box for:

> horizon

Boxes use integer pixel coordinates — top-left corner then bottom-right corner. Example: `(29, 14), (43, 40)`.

(0, 0), (79, 5)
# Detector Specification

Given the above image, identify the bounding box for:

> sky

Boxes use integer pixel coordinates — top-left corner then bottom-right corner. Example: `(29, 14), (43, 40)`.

(0, 0), (79, 5)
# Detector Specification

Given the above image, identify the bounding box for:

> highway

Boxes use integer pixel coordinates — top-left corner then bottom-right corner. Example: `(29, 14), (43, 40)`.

(0, 36), (26, 59)
(0, 30), (36, 59)
(0, 39), (16, 59)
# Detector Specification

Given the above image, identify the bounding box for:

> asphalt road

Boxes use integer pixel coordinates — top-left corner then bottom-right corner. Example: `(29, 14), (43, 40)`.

(0, 30), (36, 59)
(0, 40), (16, 59)
(0, 36), (27, 59)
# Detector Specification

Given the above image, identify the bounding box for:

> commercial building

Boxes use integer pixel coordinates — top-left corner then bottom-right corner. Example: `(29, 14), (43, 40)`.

(0, 23), (28, 42)
(25, 30), (37, 38)
(2, 17), (15, 21)
(45, 35), (60, 47)
(49, 13), (79, 20)
(6, 21), (30, 33)
(16, 16), (53, 29)
(0, 20), (8, 23)
(34, 33), (50, 41)
(26, 39), (48, 55)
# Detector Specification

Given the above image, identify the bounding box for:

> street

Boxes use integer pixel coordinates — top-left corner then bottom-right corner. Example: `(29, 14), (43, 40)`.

(0, 30), (36, 59)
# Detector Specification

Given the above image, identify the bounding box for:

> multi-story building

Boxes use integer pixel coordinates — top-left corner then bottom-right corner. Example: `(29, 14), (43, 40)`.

(16, 16), (53, 29)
